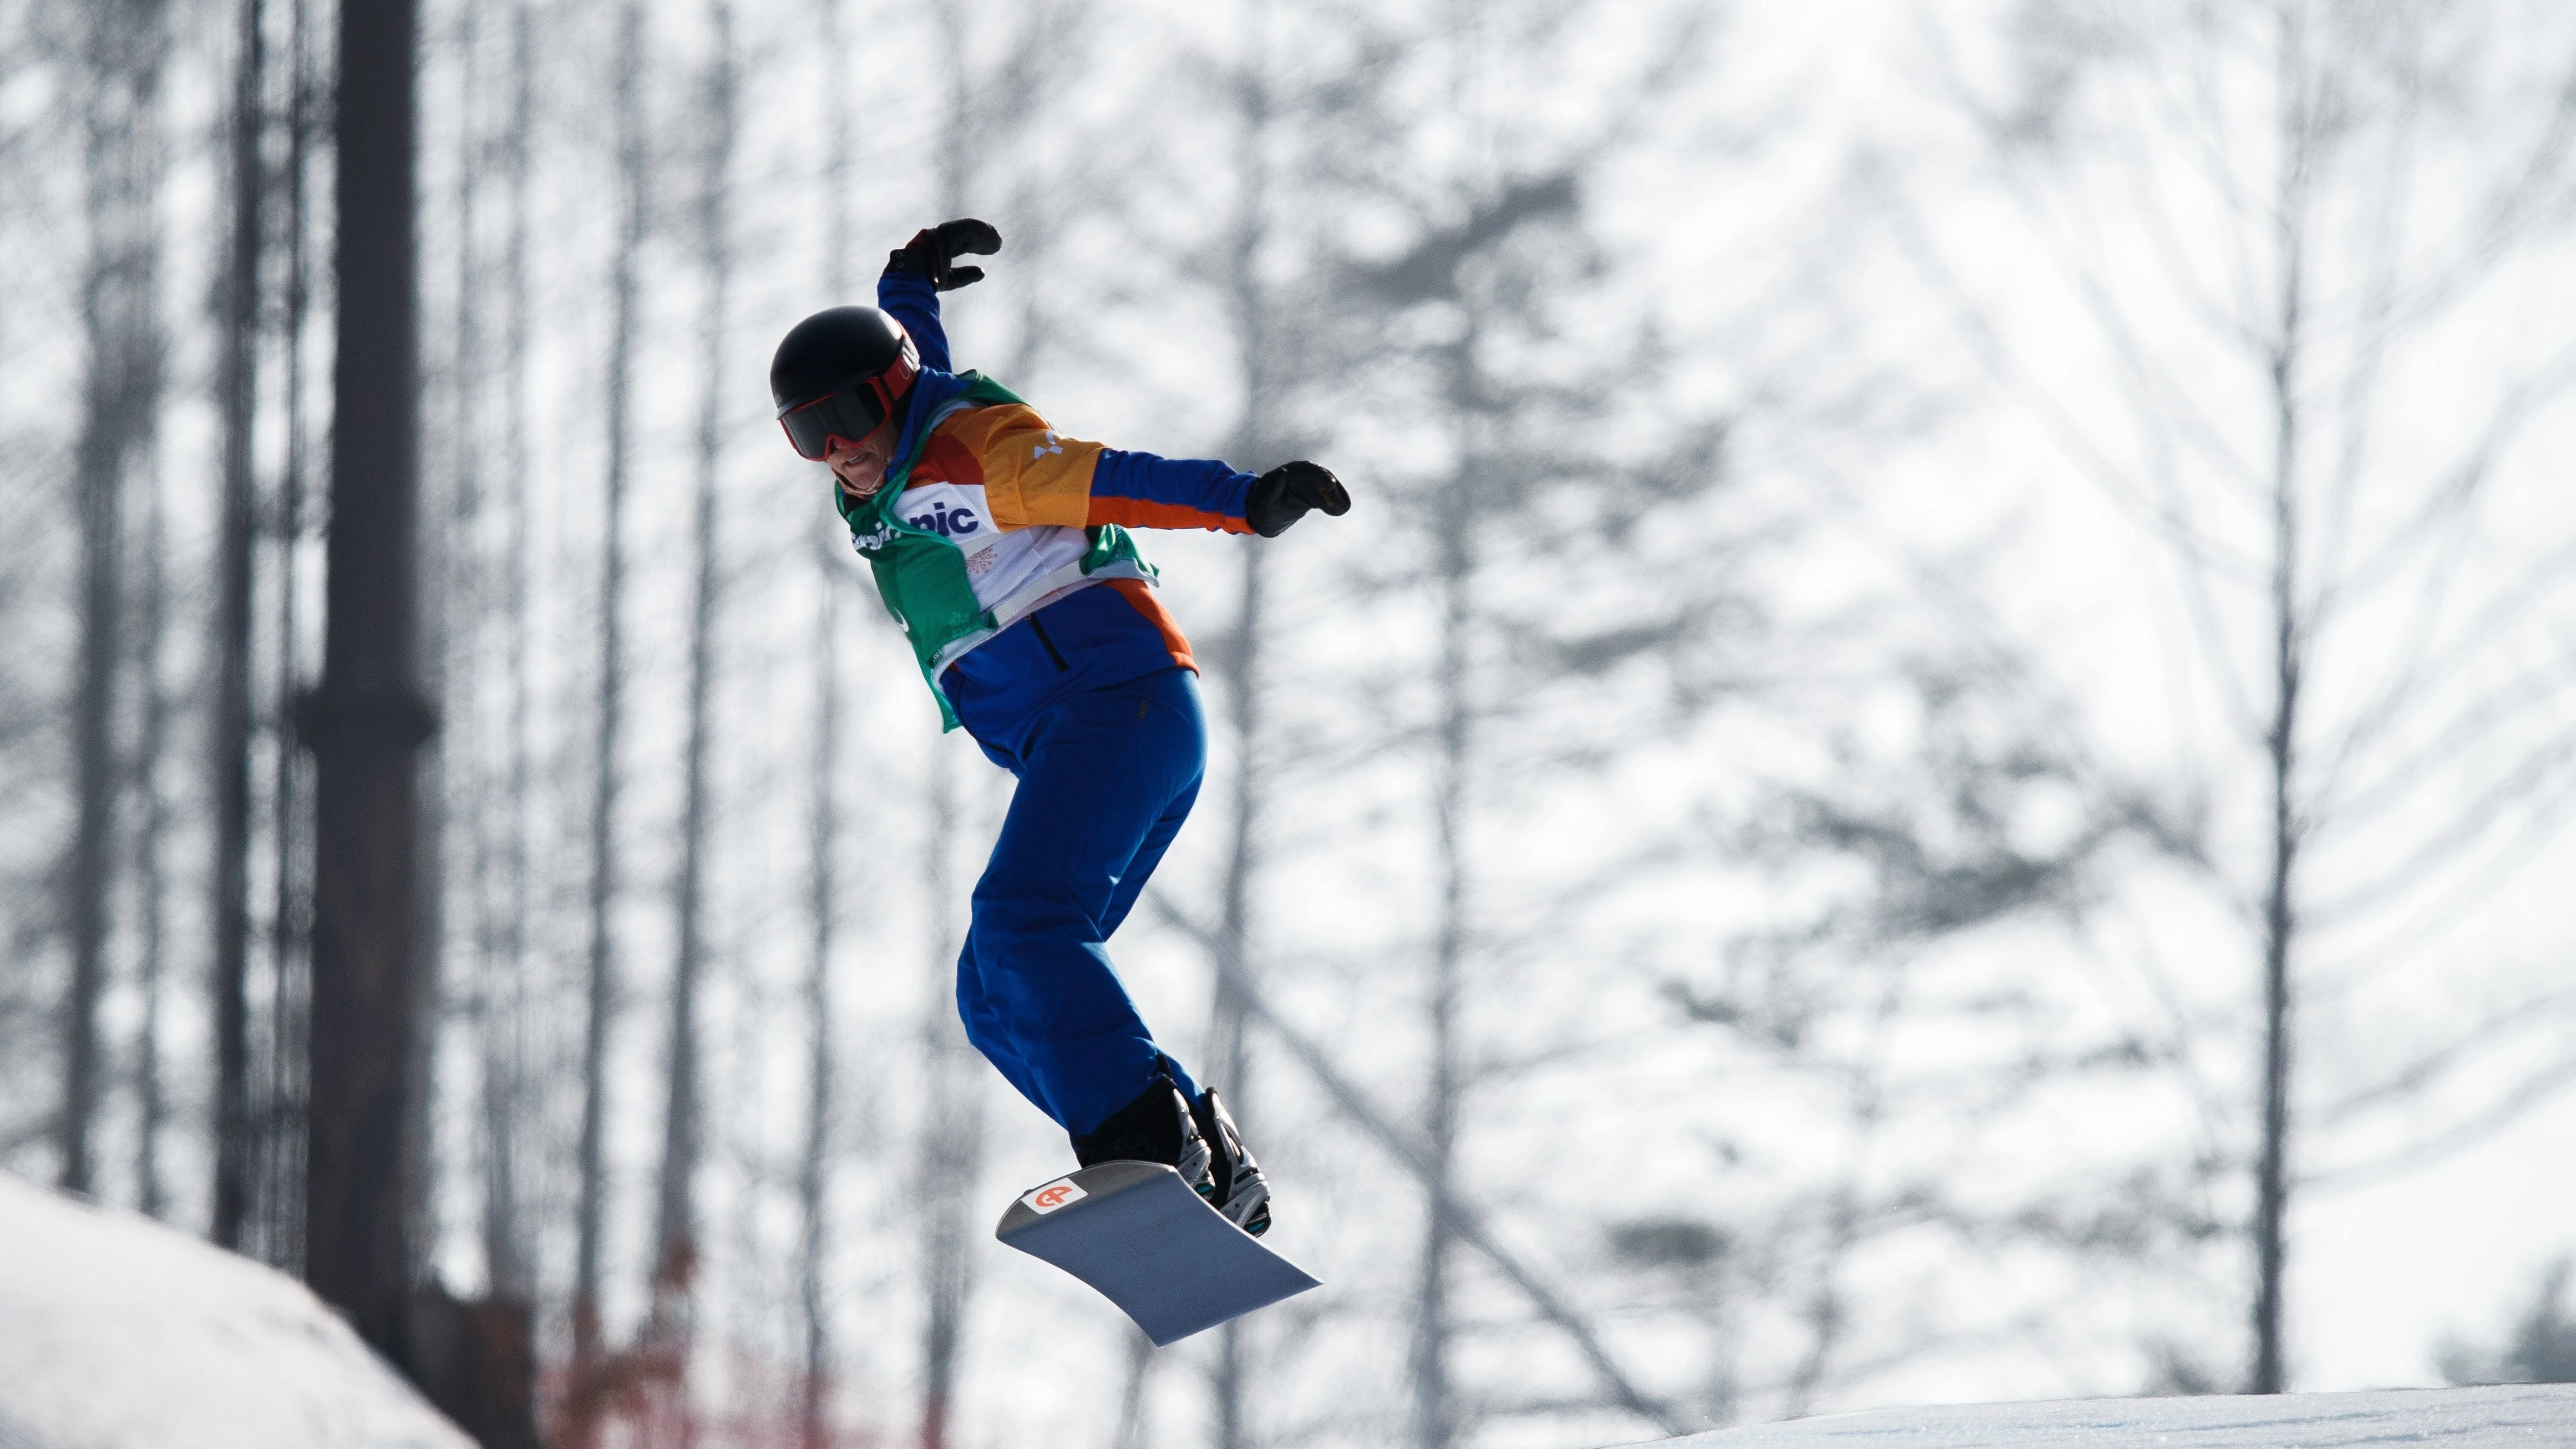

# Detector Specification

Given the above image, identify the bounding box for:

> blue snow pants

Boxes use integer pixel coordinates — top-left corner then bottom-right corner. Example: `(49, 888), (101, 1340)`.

(956, 665), (1205, 1138)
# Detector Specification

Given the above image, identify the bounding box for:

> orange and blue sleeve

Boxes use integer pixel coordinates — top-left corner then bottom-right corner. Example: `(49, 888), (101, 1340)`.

(961, 404), (1259, 534)
(1084, 449), (1257, 534)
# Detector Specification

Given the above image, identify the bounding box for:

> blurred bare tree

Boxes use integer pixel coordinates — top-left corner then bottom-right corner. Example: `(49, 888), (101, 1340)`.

(2440, 1258), (2576, 1386)
(1899, 0), (2576, 1392)
(255, 0), (322, 1278)
(641, 7), (742, 1440)
(210, 0), (266, 1252)
(60, 0), (173, 1200)
(0, 6), (78, 1172)
(569, 0), (652, 1428)
(796, 3), (858, 1443)
(1662, 655), (2198, 1417)
(129, 373), (174, 1223)
(476, 0), (542, 1313)
(1332, 7), (1750, 1442)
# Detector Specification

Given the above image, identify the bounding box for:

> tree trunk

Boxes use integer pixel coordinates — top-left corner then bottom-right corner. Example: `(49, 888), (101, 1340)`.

(1110, 1328), (1156, 1449)
(2252, 10), (2313, 1394)
(1205, 17), (1276, 1434)
(63, 0), (172, 1200)
(302, 0), (432, 1365)
(651, 15), (734, 1439)
(258, 0), (321, 1273)
(917, 751), (983, 1449)
(1412, 480), (1473, 1449)
(798, 3), (854, 1440)
(211, 0), (264, 1250)
(1208, 546), (1264, 1449)
(799, 575), (841, 1448)
(478, 0), (539, 1309)
(573, 0), (648, 1384)
(445, 0), (490, 1296)
(406, 0), (476, 1320)
(133, 406), (173, 1220)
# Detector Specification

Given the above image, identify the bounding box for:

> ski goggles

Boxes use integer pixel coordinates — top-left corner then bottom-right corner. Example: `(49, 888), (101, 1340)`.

(777, 350), (917, 461)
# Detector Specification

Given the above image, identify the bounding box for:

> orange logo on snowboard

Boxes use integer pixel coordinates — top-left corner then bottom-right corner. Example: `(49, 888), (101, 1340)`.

(1022, 1176), (1088, 1214)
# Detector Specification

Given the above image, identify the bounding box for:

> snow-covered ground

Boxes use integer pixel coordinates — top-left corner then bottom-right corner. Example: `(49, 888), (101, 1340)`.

(0, 1173), (471, 1449)
(1614, 1385), (2576, 1448)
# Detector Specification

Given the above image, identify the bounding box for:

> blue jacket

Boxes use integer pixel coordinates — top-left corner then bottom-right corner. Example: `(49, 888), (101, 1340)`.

(864, 272), (1258, 770)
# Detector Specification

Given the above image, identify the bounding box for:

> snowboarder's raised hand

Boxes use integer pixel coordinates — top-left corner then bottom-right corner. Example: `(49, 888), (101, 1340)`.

(1245, 460), (1350, 538)
(888, 217), (1003, 291)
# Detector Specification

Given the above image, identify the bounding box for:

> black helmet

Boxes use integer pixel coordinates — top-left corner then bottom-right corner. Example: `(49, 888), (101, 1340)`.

(770, 305), (921, 459)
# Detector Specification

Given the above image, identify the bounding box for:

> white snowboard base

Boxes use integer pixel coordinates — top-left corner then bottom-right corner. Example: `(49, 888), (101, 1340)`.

(996, 1161), (1319, 1346)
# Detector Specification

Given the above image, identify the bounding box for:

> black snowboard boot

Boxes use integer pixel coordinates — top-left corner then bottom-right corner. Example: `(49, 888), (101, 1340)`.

(1188, 1088), (1272, 1238)
(1071, 1073), (1214, 1200)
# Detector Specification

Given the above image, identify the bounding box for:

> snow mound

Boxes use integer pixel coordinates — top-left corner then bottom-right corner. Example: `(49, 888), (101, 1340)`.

(0, 1173), (473, 1449)
(1617, 1384), (2576, 1448)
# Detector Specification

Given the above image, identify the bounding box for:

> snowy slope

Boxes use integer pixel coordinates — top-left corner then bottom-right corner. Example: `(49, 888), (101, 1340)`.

(1613, 1384), (2576, 1448)
(0, 1173), (473, 1449)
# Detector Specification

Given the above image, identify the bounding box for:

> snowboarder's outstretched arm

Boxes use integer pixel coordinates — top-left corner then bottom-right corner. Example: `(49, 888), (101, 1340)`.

(1089, 453), (1351, 538)
(925, 406), (1350, 538)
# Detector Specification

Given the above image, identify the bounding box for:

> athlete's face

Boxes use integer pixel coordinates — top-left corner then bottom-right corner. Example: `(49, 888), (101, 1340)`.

(827, 427), (896, 499)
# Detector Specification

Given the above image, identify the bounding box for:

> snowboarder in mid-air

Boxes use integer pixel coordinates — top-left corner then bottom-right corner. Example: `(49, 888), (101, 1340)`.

(772, 219), (1348, 1240)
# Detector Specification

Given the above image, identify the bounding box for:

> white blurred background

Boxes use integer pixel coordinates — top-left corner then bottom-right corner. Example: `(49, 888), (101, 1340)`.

(2, 1), (2574, 1446)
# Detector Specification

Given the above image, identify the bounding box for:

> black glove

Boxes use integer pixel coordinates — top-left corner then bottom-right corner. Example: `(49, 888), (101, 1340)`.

(886, 218), (1003, 291)
(1244, 461), (1351, 538)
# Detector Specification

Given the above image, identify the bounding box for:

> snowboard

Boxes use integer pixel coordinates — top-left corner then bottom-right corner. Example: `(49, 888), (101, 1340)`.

(995, 1161), (1320, 1346)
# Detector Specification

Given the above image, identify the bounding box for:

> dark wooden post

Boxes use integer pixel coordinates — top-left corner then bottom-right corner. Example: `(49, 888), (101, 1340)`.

(301, 0), (434, 1361)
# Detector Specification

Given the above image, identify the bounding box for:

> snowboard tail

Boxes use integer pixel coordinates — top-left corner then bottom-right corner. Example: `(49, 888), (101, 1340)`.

(996, 1161), (1319, 1346)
